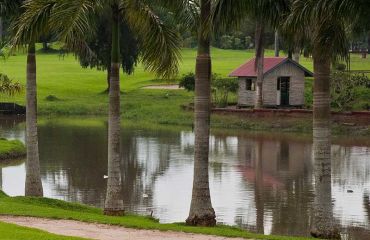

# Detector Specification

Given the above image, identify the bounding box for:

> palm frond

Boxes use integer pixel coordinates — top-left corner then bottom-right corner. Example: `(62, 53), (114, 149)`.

(124, 0), (182, 78)
(212, 0), (248, 33)
(12, 0), (99, 60)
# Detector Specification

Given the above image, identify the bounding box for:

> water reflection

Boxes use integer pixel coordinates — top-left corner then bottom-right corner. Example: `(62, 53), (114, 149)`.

(1, 118), (370, 239)
(311, 125), (339, 239)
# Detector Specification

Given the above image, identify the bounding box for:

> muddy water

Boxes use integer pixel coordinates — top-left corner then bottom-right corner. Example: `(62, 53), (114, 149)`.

(1, 117), (369, 239)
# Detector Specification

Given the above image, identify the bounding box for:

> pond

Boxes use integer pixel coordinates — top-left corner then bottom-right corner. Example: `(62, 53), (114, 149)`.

(1, 116), (370, 239)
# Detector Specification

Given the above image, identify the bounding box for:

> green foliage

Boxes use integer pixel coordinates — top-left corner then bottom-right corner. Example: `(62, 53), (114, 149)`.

(0, 73), (22, 96)
(220, 35), (234, 49)
(218, 34), (254, 50)
(179, 72), (195, 91)
(78, 12), (139, 76)
(334, 63), (347, 71)
(212, 76), (238, 108)
(331, 71), (370, 110)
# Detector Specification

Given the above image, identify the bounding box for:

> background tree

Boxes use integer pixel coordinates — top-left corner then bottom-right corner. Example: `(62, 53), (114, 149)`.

(1, 0), (44, 197)
(287, 0), (369, 238)
(186, 0), (216, 226)
(17, 0), (181, 215)
(78, 11), (139, 92)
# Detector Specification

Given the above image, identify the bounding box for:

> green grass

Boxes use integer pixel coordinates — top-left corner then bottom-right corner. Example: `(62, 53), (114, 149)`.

(0, 191), (313, 240)
(0, 139), (26, 160)
(0, 46), (369, 134)
(0, 221), (87, 240)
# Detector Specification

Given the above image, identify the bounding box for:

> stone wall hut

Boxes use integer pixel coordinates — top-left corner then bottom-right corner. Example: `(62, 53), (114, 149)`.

(229, 57), (313, 108)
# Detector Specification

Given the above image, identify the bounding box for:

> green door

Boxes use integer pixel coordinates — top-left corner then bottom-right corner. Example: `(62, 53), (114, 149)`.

(279, 77), (290, 106)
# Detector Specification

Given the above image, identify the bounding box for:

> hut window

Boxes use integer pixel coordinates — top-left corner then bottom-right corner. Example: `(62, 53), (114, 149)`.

(245, 79), (255, 91)
(277, 78), (281, 90)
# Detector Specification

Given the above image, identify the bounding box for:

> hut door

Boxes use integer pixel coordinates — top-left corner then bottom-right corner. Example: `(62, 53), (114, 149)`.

(279, 77), (290, 106)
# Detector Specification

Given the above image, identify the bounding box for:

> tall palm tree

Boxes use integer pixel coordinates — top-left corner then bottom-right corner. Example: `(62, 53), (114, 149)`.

(185, 0), (216, 226)
(156, 0), (248, 226)
(287, 0), (367, 238)
(16, 0), (181, 215)
(1, 0), (44, 197)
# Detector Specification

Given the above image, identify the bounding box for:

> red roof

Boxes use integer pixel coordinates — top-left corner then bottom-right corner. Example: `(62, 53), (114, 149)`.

(229, 57), (313, 77)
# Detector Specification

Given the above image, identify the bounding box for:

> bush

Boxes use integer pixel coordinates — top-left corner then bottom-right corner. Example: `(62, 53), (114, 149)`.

(220, 35), (234, 49)
(331, 71), (370, 110)
(179, 73), (195, 91)
(212, 77), (238, 108)
(180, 73), (238, 108)
(334, 63), (347, 71)
(0, 73), (23, 96)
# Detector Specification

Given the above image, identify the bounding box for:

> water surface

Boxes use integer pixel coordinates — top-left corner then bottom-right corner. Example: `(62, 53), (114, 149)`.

(1, 117), (369, 239)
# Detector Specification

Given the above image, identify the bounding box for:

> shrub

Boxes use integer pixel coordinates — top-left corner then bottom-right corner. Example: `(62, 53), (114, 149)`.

(334, 63), (347, 71)
(0, 73), (23, 96)
(331, 71), (370, 110)
(179, 73), (195, 91)
(212, 77), (238, 108)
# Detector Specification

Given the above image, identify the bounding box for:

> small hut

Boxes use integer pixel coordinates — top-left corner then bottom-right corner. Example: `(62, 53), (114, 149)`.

(229, 57), (313, 108)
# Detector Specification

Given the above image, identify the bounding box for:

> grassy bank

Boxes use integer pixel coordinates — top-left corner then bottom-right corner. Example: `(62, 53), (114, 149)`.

(0, 191), (312, 240)
(0, 47), (369, 135)
(0, 221), (85, 240)
(0, 139), (26, 160)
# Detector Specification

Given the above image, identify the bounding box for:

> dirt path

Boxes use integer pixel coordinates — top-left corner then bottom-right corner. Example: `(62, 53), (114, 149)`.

(0, 216), (247, 240)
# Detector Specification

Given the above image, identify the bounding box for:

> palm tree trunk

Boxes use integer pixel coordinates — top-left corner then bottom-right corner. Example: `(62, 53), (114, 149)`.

(0, 168), (3, 191)
(186, 0), (216, 227)
(255, 141), (264, 234)
(25, 43), (43, 197)
(310, 55), (340, 239)
(254, 20), (265, 109)
(104, 4), (124, 216)
(274, 30), (279, 57)
(293, 47), (300, 63)
(105, 67), (111, 93)
(0, 17), (3, 42)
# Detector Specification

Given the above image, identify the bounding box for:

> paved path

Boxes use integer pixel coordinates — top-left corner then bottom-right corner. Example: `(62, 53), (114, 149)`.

(0, 216), (247, 240)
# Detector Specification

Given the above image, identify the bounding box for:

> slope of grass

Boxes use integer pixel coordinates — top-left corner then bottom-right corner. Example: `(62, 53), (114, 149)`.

(0, 191), (314, 240)
(0, 139), (26, 160)
(0, 47), (369, 134)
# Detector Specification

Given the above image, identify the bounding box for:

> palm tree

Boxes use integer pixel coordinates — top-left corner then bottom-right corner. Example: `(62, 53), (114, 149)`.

(16, 0), (181, 215)
(255, 1), (290, 109)
(287, 0), (368, 238)
(185, 0), (216, 226)
(1, 0), (44, 197)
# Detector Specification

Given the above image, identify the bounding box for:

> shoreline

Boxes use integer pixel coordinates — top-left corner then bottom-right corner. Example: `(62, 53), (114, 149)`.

(0, 191), (312, 240)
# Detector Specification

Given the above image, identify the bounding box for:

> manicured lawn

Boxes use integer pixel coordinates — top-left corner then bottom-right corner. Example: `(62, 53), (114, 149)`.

(0, 46), (369, 134)
(0, 139), (26, 160)
(0, 221), (86, 240)
(0, 191), (313, 240)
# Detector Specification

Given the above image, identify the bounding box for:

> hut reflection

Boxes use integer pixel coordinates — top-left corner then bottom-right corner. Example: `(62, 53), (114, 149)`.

(237, 134), (313, 236)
